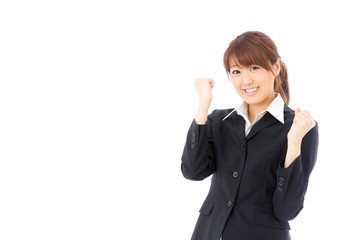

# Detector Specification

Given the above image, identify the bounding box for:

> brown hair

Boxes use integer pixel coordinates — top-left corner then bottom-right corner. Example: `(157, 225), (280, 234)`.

(223, 31), (290, 104)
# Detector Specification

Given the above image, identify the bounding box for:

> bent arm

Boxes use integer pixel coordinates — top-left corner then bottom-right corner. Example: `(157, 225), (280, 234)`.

(273, 122), (319, 221)
(181, 111), (216, 181)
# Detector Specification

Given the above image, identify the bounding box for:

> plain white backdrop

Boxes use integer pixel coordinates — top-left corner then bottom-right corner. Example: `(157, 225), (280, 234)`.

(1, 0), (359, 239)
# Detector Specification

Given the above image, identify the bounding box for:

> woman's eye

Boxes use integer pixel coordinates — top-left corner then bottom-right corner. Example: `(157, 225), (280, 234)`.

(232, 70), (240, 74)
(250, 66), (259, 71)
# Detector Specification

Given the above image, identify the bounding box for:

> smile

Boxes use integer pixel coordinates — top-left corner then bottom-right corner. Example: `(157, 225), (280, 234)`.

(243, 87), (259, 96)
(244, 87), (259, 93)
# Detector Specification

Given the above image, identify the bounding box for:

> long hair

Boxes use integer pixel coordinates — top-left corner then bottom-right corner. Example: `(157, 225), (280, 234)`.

(223, 31), (290, 104)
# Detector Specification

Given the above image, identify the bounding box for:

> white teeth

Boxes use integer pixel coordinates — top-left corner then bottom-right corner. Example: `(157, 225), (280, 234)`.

(245, 87), (258, 93)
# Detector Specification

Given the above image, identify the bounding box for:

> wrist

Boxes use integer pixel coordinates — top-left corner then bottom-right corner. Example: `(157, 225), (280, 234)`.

(199, 97), (212, 105)
(284, 140), (301, 168)
(195, 102), (210, 125)
(287, 136), (302, 148)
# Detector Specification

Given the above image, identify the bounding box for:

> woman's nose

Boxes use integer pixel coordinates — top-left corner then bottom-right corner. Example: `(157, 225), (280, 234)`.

(242, 72), (254, 85)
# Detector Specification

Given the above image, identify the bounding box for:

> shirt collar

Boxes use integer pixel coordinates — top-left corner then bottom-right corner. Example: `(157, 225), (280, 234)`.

(222, 94), (285, 123)
(266, 94), (285, 124)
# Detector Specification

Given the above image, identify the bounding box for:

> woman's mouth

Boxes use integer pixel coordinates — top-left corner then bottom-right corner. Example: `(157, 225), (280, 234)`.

(244, 87), (259, 96)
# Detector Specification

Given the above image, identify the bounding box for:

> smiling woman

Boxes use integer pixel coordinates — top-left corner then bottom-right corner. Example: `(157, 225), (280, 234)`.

(227, 60), (280, 123)
(181, 31), (318, 240)
(223, 31), (289, 122)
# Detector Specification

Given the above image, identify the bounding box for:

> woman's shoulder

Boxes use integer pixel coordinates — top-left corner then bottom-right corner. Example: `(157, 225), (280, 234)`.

(284, 105), (295, 124)
(209, 108), (236, 121)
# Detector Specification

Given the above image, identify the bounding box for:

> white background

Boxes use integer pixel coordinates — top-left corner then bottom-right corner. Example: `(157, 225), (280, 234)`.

(1, 0), (359, 239)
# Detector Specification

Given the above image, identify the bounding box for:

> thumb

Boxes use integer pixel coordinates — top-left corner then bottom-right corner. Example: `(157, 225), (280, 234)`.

(295, 107), (301, 115)
(209, 79), (214, 89)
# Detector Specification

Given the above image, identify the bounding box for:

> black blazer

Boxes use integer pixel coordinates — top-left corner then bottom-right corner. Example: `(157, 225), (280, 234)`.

(181, 105), (319, 240)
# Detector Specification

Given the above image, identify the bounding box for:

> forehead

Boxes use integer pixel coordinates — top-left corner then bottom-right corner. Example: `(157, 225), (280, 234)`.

(229, 58), (246, 69)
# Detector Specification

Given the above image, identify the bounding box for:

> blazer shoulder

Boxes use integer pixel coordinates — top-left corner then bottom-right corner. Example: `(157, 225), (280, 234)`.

(284, 105), (295, 125)
(209, 108), (235, 121)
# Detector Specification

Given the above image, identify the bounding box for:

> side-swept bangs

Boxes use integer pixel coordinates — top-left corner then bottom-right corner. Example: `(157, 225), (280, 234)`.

(223, 33), (278, 76)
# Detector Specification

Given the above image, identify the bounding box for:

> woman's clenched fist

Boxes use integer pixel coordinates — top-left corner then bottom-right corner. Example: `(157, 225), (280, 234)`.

(194, 78), (214, 103)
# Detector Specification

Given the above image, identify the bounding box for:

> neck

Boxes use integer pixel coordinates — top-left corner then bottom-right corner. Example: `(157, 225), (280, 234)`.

(248, 94), (276, 123)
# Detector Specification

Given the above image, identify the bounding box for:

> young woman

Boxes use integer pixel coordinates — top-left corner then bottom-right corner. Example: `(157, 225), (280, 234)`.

(181, 31), (319, 240)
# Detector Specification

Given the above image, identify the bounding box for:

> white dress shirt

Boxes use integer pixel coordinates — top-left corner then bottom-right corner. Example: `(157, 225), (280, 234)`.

(222, 94), (285, 136)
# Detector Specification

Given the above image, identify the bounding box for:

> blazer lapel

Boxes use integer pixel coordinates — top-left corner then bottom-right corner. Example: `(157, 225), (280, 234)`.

(229, 113), (246, 145)
(246, 112), (279, 141)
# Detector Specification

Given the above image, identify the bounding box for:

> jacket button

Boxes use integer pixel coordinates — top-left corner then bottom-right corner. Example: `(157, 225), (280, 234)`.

(191, 143), (196, 149)
(278, 181), (284, 186)
(233, 172), (239, 178)
(192, 132), (197, 137)
(227, 201), (233, 207)
(279, 176), (285, 181)
(192, 138), (196, 143)
(241, 144), (246, 151)
(278, 187), (283, 191)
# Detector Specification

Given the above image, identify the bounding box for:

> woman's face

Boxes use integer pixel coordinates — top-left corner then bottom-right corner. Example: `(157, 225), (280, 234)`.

(229, 58), (280, 107)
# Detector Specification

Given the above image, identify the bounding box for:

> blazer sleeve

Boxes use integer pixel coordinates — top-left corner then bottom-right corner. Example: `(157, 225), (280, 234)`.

(180, 110), (216, 181)
(273, 121), (319, 221)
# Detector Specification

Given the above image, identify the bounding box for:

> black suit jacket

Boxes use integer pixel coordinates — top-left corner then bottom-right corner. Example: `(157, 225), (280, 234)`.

(181, 105), (319, 240)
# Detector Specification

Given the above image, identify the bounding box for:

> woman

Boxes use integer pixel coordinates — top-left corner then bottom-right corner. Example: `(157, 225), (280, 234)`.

(181, 31), (319, 240)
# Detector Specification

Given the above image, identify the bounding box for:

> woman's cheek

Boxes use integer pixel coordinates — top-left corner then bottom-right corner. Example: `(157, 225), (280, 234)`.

(237, 87), (245, 96)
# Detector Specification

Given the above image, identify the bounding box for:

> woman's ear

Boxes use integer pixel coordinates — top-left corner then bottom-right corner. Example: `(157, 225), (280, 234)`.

(274, 58), (281, 76)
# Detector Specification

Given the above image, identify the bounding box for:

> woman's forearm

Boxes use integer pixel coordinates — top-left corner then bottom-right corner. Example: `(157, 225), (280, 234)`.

(284, 140), (301, 168)
(193, 78), (213, 125)
(195, 99), (211, 125)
